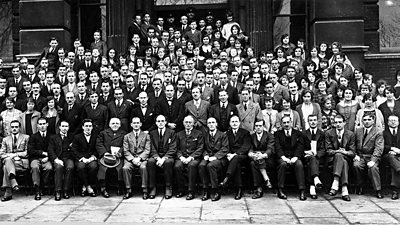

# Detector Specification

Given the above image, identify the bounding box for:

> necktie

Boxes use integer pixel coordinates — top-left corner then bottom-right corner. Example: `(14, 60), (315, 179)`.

(68, 105), (72, 111)
(311, 130), (316, 140)
(292, 95), (295, 102)
(42, 133), (45, 139)
(92, 104), (96, 110)
(13, 135), (17, 149)
(244, 103), (247, 111)
(186, 130), (190, 136)
(93, 84), (96, 90)
(393, 129), (397, 137)
(210, 133), (215, 143)
(159, 129), (163, 139)
(286, 130), (289, 137)
(267, 112), (272, 132)
(338, 132), (342, 145)
(363, 129), (368, 144)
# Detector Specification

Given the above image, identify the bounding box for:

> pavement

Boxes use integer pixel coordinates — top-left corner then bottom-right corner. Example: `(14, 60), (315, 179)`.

(0, 189), (400, 224)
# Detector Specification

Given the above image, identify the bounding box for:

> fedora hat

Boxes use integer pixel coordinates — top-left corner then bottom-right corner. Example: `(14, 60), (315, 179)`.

(100, 153), (121, 168)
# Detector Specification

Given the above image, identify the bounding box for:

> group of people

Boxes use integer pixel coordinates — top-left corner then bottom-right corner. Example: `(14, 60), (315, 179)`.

(0, 8), (399, 204)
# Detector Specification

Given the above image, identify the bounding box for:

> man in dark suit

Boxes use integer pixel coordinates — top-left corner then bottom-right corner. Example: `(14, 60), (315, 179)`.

(108, 88), (133, 132)
(54, 64), (68, 87)
(98, 82), (114, 106)
(40, 72), (55, 97)
(185, 87), (210, 134)
(31, 83), (47, 112)
(7, 65), (27, 94)
(96, 118), (127, 198)
(174, 115), (204, 200)
(76, 81), (89, 106)
(28, 117), (52, 200)
(147, 78), (166, 105)
(199, 117), (228, 201)
(220, 115), (252, 200)
(132, 91), (156, 131)
(128, 14), (147, 46)
(302, 115), (325, 199)
(83, 91), (108, 135)
(353, 114), (384, 198)
(124, 75), (140, 104)
(208, 89), (238, 132)
(35, 37), (59, 72)
(137, 72), (154, 94)
(383, 115), (400, 200)
(86, 71), (102, 94)
(275, 115), (306, 200)
(77, 51), (97, 75)
(249, 120), (275, 199)
(148, 115), (176, 199)
(48, 121), (74, 201)
(212, 73), (240, 105)
(156, 84), (184, 132)
(61, 92), (84, 136)
(325, 114), (355, 201)
(71, 119), (98, 197)
(288, 82), (303, 110)
(175, 79), (192, 103)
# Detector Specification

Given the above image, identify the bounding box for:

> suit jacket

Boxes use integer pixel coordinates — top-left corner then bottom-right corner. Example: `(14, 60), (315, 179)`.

(86, 82), (102, 94)
(204, 130), (229, 159)
(48, 134), (74, 161)
(295, 103), (322, 130)
(62, 83), (79, 96)
(237, 101), (263, 132)
(90, 40), (108, 56)
(83, 104), (108, 133)
(96, 128), (127, 158)
(55, 76), (68, 87)
(212, 84), (240, 105)
(174, 90), (192, 103)
(19, 111), (41, 135)
(185, 99), (210, 129)
(28, 132), (50, 160)
(184, 30), (202, 46)
(200, 86), (214, 102)
(156, 97), (184, 131)
(77, 60), (98, 75)
(289, 93), (303, 110)
(274, 129), (304, 158)
(148, 90), (166, 106)
(378, 100), (400, 126)
(273, 83), (289, 103)
(383, 128), (400, 154)
(355, 127), (384, 162)
(128, 22), (147, 46)
(239, 93), (261, 105)
(98, 93), (114, 106)
(107, 99), (133, 132)
(226, 128), (252, 155)
(131, 105), (156, 131)
(149, 128), (177, 159)
(75, 93), (89, 106)
(302, 128), (325, 159)
(7, 77), (27, 94)
(325, 128), (356, 159)
(123, 131), (150, 161)
(71, 133), (97, 160)
(31, 94), (47, 112)
(250, 131), (274, 156)
(124, 87), (141, 103)
(176, 129), (204, 159)
(60, 103), (83, 135)
(208, 102), (238, 132)
(0, 134), (29, 160)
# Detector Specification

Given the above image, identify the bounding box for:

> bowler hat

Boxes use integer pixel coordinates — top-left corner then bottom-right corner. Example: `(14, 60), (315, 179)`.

(100, 153), (121, 168)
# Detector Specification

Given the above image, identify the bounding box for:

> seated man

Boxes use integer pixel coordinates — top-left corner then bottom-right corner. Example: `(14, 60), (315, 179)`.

(148, 114), (176, 199)
(0, 120), (29, 201)
(220, 115), (252, 200)
(28, 117), (52, 200)
(275, 115), (306, 201)
(302, 115), (325, 199)
(174, 115), (204, 200)
(383, 115), (400, 200)
(48, 120), (75, 201)
(71, 119), (98, 197)
(249, 120), (274, 199)
(199, 117), (228, 201)
(122, 117), (150, 200)
(353, 114), (384, 198)
(97, 118), (127, 198)
(325, 114), (355, 201)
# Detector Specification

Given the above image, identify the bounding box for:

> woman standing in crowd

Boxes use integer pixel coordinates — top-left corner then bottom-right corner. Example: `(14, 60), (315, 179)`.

(0, 97), (22, 136)
(336, 87), (360, 131)
(355, 93), (385, 131)
(41, 96), (60, 135)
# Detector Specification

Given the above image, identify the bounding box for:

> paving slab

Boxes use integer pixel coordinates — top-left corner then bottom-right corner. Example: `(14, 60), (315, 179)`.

(17, 204), (77, 222)
(329, 195), (384, 213)
(201, 208), (249, 220)
(288, 200), (341, 217)
(247, 198), (292, 215)
(156, 206), (201, 218)
(343, 212), (398, 224)
(299, 217), (349, 224)
(63, 208), (112, 222)
(250, 214), (299, 224)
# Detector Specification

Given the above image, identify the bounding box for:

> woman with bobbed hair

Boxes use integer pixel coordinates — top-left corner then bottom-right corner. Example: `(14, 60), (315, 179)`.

(295, 90), (322, 131)
(355, 93), (385, 131)
(275, 96), (302, 131)
(336, 87), (360, 131)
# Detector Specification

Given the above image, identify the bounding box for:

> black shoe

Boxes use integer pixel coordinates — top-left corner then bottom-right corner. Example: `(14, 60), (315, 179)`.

(102, 190), (110, 198)
(211, 192), (221, 201)
(34, 192), (41, 200)
(123, 192), (132, 200)
(165, 186), (172, 199)
(234, 188), (242, 200)
(63, 192), (70, 199)
(176, 192), (184, 198)
(392, 191), (399, 200)
(277, 189), (287, 199)
(265, 180), (272, 189)
(55, 191), (61, 201)
(1, 196), (12, 202)
(88, 191), (96, 197)
(310, 194), (318, 199)
(299, 190), (307, 201)
(81, 190), (86, 197)
(252, 190), (263, 199)
(342, 195), (351, 201)
(376, 191), (384, 199)
(329, 189), (337, 196)
(315, 182), (323, 189)
(201, 190), (210, 201)
(186, 192), (195, 200)
(356, 186), (364, 195)
(143, 192), (149, 200)
(220, 177), (229, 188)
(12, 185), (19, 192)
(149, 187), (156, 199)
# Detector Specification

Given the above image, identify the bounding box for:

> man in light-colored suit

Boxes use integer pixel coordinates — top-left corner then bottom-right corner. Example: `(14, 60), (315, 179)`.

(185, 87), (210, 134)
(0, 120), (30, 201)
(122, 117), (150, 200)
(196, 72), (213, 102)
(270, 72), (289, 103)
(353, 114), (384, 198)
(237, 88), (263, 133)
(239, 79), (261, 105)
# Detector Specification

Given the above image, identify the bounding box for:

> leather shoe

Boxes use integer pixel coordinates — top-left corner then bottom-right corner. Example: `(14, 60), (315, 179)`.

(342, 195), (351, 201)
(55, 191), (61, 201)
(88, 191), (96, 197)
(34, 192), (41, 200)
(165, 186), (172, 199)
(277, 189), (287, 199)
(356, 186), (364, 195)
(81, 190), (86, 197)
(211, 192), (221, 201)
(265, 180), (272, 189)
(102, 190), (110, 198)
(149, 187), (156, 199)
(1, 196), (12, 202)
(315, 182), (323, 189)
(201, 190), (210, 201)
(310, 194), (318, 199)
(252, 190), (263, 199)
(63, 192), (70, 199)
(143, 192), (149, 200)
(392, 191), (399, 200)
(376, 191), (384, 199)
(175, 192), (184, 198)
(234, 188), (242, 200)
(123, 192), (132, 200)
(186, 192), (195, 200)
(220, 177), (229, 188)
(329, 189), (337, 196)
(12, 185), (19, 192)
(299, 190), (307, 201)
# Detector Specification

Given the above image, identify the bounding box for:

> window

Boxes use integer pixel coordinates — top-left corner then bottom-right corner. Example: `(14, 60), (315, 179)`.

(379, 0), (400, 52)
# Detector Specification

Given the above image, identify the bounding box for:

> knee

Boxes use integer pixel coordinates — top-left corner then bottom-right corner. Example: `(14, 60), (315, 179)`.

(369, 164), (379, 172)
(334, 153), (344, 160)
(139, 163), (147, 171)
(278, 161), (287, 168)
(294, 160), (304, 168)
